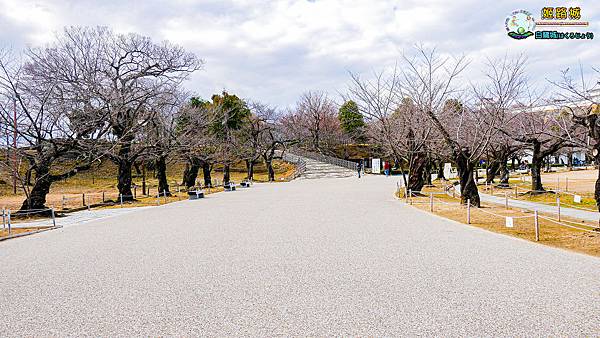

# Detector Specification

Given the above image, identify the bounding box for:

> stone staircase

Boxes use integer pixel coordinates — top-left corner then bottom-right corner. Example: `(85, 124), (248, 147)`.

(283, 151), (357, 179)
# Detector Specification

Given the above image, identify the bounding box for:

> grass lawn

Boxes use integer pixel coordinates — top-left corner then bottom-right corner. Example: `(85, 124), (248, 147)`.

(399, 183), (600, 257)
(0, 159), (296, 211)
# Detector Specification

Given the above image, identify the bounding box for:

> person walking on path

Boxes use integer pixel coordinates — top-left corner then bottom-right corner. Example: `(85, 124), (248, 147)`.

(357, 161), (363, 178)
(384, 161), (391, 177)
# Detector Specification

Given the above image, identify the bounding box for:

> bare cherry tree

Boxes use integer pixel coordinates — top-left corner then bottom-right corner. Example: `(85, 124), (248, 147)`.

(346, 68), (435, 191)
(0, 48), (102, 211)
(26, 26), (203, 200)
(552, 66), (600, 210)
(283, 91), (341, 153)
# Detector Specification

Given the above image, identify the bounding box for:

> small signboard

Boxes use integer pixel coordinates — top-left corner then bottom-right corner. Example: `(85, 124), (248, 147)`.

(505, 217), (514, 228)
(443, 163), (452, 179)
(574, 195), (582, 203)
(372, 158), (381, 174)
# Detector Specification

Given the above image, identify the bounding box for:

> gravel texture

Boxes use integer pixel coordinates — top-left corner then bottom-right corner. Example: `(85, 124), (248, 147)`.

(1, 175), (599, 336)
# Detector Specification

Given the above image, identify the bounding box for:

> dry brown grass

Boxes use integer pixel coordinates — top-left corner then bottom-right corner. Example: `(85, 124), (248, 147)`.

(0, 159), (296, 211)
(399, 185), (600, 257)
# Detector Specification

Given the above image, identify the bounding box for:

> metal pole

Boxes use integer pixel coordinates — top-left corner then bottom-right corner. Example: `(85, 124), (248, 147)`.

(505, 192), (508, 209)
(102, 191), (105, 203)
(467, 199), (471, 224)
(12, 97), (17, 195)
(557, 196), (561, 222)
(408, 189), (412, 205)
(429, 193), (433, 212)
(51, 207), (56, 228)
(82, 193), (86, 207)
(87, 196), (91, 211)
(134, 186), (137, 199)
(120, 194), (123, 208)
(2, 207), (5, 229)
(7, 209), (11, 235)
(163, 190), (167, 204)
(534, 210), (539, 241)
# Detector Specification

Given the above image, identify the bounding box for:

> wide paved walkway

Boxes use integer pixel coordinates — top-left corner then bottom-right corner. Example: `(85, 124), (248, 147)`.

(1, 176), (599, 336)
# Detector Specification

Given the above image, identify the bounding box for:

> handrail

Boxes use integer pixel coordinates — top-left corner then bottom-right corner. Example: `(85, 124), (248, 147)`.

(289, 149), (357, 171)
(281, 152), (307, 179)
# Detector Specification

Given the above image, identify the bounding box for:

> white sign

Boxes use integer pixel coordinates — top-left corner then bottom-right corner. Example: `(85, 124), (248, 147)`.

(443, 163), (452, 179)
(505, 217), (514, 228)
(574, 195), (582, 203)
(372, 158), (381, 174)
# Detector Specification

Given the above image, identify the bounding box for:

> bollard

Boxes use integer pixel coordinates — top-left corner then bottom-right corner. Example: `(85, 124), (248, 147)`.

(565, 177), (568, 192)
(2, 207), (5, 230)
(408, 189), (412, 205)
(102, 191), (105, 203)
(505, 192), (509, 209)
(62, 195), (65, 210)
(51, 207), (56, 228)
(429, 193), (433, 212)
(514, 186), (518, 199)
(7, 209), (11, 235)
(87, 196), (91, 211)
(134, 186), (137, 199)
(120, 194), (123, 208)
(82, 193), (86, 207)
(404, 187), (408, 202)
(467, 199), (471, 224)
(557, 196), (561, 222)
(163, 190), (167, 204)
(534, 210), (539, 241)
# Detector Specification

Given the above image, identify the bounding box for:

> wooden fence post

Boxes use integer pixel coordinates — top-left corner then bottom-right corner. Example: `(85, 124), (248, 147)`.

(557, 196), (561, 222)
(534, 210), (539, 241)
(467, 199), (471, 224)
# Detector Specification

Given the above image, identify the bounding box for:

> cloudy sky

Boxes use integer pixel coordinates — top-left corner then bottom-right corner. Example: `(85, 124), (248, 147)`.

(0, 0), (598, 107)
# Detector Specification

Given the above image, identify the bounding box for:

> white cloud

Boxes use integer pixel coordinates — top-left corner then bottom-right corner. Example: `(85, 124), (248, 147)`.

(0, 0), (599, 107)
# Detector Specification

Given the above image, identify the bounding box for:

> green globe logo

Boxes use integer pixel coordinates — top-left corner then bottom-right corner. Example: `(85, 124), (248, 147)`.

(505, 9), (536, 40)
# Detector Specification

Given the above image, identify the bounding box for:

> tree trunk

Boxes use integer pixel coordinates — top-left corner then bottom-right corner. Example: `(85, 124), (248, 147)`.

(20, 162), (52, 211)
(436, 160), (445, 180)
(530, 141), (545, 193)
(455, 151), (480, 207)
(485, 161), (499, 184)
(181, 162), (190, 186)
(223, 164), (231, 184)
(246, 159), (255, 180)
(183, 158), (201, 188)
(498, 155), (510, 187)
(156, 155), (170, 197)
(266, 160), (275, 181)
(202, 161), (212, 187)
(117, 160), (134, 201)
(408, 155), (427, 192)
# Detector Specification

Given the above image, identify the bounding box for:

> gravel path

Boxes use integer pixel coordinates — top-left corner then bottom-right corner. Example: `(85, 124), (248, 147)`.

(480, 193), (599, 222)
(1, 176), (599, 336)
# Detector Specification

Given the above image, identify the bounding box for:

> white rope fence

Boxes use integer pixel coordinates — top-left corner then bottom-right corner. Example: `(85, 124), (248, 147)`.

(401, 188), (599, 241)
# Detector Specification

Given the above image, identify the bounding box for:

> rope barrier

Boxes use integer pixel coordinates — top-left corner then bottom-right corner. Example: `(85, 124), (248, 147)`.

(538, 215), (600, 233)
